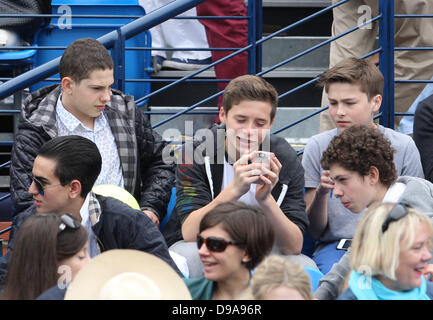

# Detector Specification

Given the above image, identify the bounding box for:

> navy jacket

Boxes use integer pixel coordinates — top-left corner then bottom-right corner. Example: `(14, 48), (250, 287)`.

(0, 194), (182, 288)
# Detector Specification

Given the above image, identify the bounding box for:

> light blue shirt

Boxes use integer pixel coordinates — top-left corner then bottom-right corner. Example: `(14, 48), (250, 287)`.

(55, 95), (124, 188)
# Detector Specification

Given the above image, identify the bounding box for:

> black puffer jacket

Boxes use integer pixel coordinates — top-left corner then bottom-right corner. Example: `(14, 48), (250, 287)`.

(10, 84), (175, 219)
(0, 0), (52, 43)
(0, 194), (182, 288)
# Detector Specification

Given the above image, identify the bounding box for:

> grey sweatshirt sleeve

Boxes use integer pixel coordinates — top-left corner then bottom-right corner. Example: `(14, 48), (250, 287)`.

(313, 249), (351, 300)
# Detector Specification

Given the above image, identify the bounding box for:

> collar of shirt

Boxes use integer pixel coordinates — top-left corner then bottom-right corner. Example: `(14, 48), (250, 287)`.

(79, 192), (91, 228)
(56, 94), (107, 133)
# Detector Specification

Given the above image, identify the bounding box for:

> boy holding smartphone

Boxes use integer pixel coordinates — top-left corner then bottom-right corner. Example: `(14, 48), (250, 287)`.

(163, 75), (315, 277)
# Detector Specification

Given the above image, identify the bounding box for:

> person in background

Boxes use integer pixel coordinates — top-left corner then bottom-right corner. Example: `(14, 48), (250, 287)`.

(303, 58), (424, 275)
(413, 90), (433, 184)
(184, 201), (274, 300)
(138, 0), (212, 72)
(246, 254), (314, 300)
(338, 202), (433, 300)
(164, 75), (315, 278)
(314, 124), (433, 299)
(1, 213), (89, 300)
(9, 38), (174, 227)
(0, 135), (181, 289)
(319, 0), (433, 132)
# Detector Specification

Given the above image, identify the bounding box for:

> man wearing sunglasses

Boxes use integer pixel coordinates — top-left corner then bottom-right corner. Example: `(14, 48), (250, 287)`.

(9, 38), (174, 228)
(314, 125), (433, 300)
(0, 135), (182, 288)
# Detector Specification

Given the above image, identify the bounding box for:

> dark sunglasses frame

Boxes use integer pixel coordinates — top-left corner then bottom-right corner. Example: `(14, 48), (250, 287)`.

(58, 214), (81, 234)
(196, 235), (245, 252)
(28, 175), (61, 196)
(381, 203), (410, 233)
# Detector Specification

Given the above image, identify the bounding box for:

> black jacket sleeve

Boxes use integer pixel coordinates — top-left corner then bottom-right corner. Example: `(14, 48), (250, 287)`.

(96, 197), (182, 277)
(414, 94), (433, 183)
(134, 108), (175, 220)
(274, 140), (309, 233)
(173, 142), (214, 226)
(9, 120), (49, 215)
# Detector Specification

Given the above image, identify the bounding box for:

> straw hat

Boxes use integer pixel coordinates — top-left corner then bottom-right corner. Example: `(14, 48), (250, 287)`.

(64, 249), (192, 300)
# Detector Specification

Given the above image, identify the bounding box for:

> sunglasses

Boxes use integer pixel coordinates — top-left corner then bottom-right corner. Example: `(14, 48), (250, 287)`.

(28, 175), (62, 196)
(196, 235), (245, 252)
(381, 203), (410, 233)
(58, 214), (81, 234)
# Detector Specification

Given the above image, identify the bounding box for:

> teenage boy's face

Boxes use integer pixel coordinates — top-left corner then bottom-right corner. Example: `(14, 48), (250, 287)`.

(219, 100), (274, 158)
(63, 68), (114, 124)
(327, 82), (381, 132)
(28, 156), (72, 214)
(329, 164), (377, 213)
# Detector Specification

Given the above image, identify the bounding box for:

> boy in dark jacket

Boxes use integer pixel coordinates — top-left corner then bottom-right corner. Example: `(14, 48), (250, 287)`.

(0, 135), (181, 288)
(10, 38), (174, 227)
(164, 75), (315, 277)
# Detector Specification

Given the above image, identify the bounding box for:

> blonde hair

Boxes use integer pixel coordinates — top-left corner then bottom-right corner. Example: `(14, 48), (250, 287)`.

(350, 202), (433, 280)
(248, 255), (313, 300)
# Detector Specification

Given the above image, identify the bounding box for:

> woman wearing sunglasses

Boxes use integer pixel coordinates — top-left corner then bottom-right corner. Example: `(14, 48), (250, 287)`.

(1, 213), (90, 300)
(338, 202), (433, 300)
(184, 201), (274, 300)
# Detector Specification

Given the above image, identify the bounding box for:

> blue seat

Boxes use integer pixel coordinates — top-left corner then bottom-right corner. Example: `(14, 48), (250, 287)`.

(304, 266), (324, 293)
(32, 0), (151, 102)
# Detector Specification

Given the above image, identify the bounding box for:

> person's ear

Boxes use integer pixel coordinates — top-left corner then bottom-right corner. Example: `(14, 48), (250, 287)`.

(61, 76), (74, 95)
(368, 166), (380, 185)
(68, 179), (82, 199)
(241, 251), (252, 265)
(371, 94), (382, 113)
(219, 107), (226, 124)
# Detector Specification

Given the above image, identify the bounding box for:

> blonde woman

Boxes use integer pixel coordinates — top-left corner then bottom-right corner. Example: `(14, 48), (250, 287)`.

(247, 255), (314, 300)
(338, 202), (433, 300)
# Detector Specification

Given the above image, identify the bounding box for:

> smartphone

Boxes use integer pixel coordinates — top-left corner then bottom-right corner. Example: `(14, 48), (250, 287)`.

(251, 152), (275, 184)
(337, 239), (352, 251)
(252, 151), (275, 166)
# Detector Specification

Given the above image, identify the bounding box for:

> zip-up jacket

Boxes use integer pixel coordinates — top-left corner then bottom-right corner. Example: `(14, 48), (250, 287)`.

(162, 124), (309, 247)
(10, 84), (175, 219)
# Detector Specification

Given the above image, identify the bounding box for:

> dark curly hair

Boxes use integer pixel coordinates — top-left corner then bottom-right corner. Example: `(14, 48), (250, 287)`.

(321, 125), (397, 187)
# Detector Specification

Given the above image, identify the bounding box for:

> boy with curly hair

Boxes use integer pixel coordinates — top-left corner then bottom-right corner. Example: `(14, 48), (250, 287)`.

(314, 124), (433, 299)
(302, 58), (424, 275)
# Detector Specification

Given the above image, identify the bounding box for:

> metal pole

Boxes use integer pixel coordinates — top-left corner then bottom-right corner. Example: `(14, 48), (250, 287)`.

(378, 0), (394, 128)
(0, 0), (207, 100)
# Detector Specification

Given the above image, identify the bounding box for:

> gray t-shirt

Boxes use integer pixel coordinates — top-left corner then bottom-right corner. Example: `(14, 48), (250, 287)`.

(302, 125), (424, 243)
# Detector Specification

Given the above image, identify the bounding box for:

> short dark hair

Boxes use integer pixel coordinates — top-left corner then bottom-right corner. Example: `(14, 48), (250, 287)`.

(59, 38), (114, 83)
(222, 75), (278, 121)
(321, 125), (397, 187)
(318, 57), (384, 101)
(38, 135), (102, 197)
(199, 201), (274, 270)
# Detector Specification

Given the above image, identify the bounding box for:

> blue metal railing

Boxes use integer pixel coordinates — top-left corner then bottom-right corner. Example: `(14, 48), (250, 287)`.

(0, 0), (208, 100)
